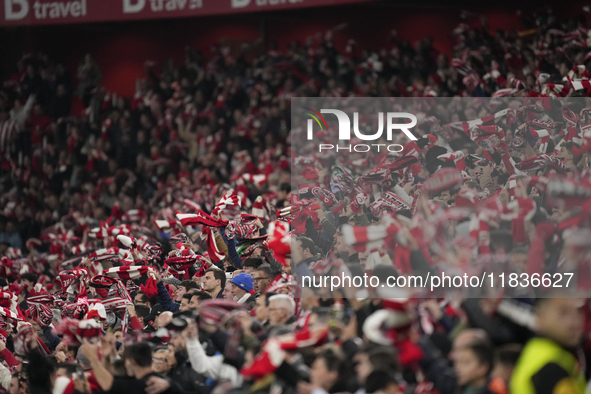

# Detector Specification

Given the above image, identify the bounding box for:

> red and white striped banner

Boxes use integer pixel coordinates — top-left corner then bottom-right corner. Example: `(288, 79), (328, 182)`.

(341, 219), (403, 253)
(103, 266), (150, 281)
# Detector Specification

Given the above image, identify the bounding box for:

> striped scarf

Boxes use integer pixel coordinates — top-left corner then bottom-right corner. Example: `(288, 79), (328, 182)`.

(225, 214), (259, 240)
(341, 218), (403, 253)
(103, 266), (150, 281)
(163, 256), (199, 279)
(0, 306), (20, 321)
(58, 267), (90, 295)
(27, 303), (53, 328)
(175, 211), (228, 263)
(176, 210), (229, 228)
(53, 318), (102, 345)
(211, 191), (242, 217)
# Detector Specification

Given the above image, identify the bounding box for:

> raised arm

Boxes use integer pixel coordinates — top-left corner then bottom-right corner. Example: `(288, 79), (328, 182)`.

(80, 339), (114, 391)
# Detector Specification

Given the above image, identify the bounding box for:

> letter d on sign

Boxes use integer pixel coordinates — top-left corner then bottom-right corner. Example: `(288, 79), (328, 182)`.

(5, 0), (29, 20)
(232, 0), (250, 7)
(122, 0), (145, 13)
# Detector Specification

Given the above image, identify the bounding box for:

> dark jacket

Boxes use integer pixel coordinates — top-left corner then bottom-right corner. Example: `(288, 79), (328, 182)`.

(156, 282), (180, 312)
(27, 348), (54, 394)
(168, 351), (206, 394)
(109, 372), (184, 394)
(220, 228), (243, 269)
(305, 218), (333, 256)
(417, 335), (458, 394)
(461, 299), (533, 345)
(294, 256), (316, 281)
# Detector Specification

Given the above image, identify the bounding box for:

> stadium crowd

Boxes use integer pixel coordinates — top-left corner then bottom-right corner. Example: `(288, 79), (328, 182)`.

(0, 5), (590, 394)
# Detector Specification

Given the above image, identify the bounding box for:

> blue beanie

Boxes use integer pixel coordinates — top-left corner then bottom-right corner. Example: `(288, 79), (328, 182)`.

(231, 273), (254, 293)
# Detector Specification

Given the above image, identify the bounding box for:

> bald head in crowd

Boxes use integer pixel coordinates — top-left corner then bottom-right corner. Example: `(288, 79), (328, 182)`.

(154, 311), (173, 330)
(267, 294), (295, 327)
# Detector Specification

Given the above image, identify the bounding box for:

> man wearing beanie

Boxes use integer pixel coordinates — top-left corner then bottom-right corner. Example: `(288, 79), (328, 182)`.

(230, 273), (256, 309)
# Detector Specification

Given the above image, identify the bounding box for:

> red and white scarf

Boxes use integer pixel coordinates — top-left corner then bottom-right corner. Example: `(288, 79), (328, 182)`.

(104, 266), (150, 281)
